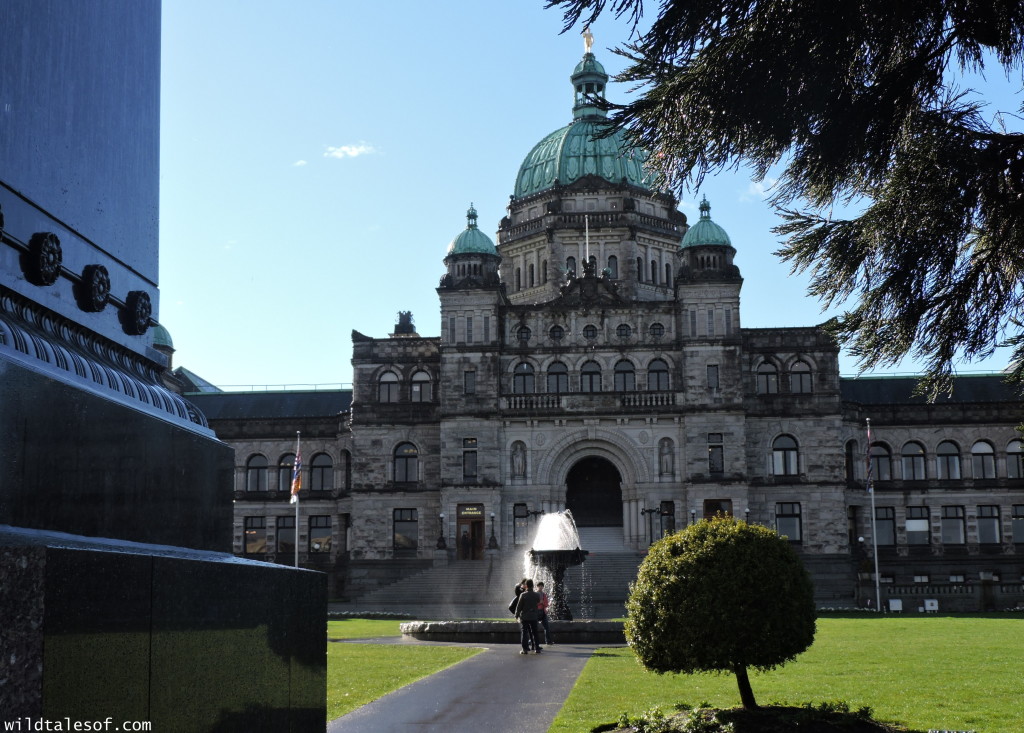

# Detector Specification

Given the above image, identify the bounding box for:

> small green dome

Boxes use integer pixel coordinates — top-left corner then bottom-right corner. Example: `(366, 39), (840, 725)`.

(152, 323), (174, 350)
(514, 50), (649, 199)
(447, 204), (497, 256)
(681, 197), (732, 247)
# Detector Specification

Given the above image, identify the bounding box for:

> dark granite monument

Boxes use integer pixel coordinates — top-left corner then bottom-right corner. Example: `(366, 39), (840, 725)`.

(0, 1), (325, 728)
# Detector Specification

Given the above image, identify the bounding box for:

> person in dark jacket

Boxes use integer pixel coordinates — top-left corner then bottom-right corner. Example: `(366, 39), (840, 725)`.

(513, 579), (543, 654)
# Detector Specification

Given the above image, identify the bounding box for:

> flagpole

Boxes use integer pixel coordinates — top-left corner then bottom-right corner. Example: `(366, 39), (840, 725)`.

(291, 431), (301, 568)
(585, 214), (590, 267)
(866, 418), (881, 612)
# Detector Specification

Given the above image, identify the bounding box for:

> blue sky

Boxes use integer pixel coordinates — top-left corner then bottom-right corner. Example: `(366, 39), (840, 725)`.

(158, 1), (1013, 389)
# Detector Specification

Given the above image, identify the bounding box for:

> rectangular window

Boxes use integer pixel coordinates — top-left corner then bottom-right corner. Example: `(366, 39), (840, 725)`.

(466, 316), (473, 343)
(484, 316), (490, 343)
(913, 574), (929, 583)
(309, 515), (331, 553)
(706, 309), (715, 337)
(941, 505), (965, 544)
(875, 507), (895, 545)
(244, 517), (266, 554)
(660, 501), (676, 538)
(949, 574), (965, 583)
(725, 308), (733, 335)
(464, 370), (476, 395)
(708, 433), (724, 474)
(393, 508), (418, 556)
(977, 505), (1001, 544)
(776, 502), (802, 542)
(905, 506), (930, 545)
(449, 316), (457, 343)
(513, 503), (529, 546)
(276, 515), (296, 555)
(707, 364), (719, 391)
(1013, 505), (1024, 543)
(689, 310), (697, 337)
(463, 438), (478, 480)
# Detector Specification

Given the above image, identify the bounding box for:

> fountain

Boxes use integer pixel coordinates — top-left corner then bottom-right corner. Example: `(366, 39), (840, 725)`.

(525, 511), (589, 620)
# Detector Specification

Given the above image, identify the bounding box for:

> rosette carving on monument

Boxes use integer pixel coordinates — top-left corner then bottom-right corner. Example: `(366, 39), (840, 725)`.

(25, 232), (63, 286)
(78, 264), (111, 312)
(122, 290), (152, 335)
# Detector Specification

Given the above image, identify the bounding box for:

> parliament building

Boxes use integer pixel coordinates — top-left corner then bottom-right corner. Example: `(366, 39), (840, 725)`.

(180, 45), (1024, 613)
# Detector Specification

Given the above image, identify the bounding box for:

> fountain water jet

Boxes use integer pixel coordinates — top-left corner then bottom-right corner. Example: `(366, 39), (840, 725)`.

(525, 510), (588, 620)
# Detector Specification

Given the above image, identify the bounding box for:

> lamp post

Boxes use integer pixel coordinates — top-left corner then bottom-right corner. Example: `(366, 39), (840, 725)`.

(436, 512), (447, 550)
(690, 509), (696, 525)
(744, 507), (750, 523)
(488, 511), (499, 549)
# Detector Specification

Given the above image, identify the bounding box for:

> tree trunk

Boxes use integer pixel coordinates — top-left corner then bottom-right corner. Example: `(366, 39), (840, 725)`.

(734, 663), (758, 709)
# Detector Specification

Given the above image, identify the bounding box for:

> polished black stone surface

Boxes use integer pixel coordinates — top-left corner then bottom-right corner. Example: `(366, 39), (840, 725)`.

(0, 358), (233, 550)
(0, 533), (327, 730)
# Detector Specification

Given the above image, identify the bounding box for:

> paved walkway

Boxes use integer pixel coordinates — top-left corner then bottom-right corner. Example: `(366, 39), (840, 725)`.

(326, 637), (601, 733)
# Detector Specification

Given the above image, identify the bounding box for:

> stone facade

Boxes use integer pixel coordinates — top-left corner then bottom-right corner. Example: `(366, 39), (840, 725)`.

(188, 46), (1024, 613)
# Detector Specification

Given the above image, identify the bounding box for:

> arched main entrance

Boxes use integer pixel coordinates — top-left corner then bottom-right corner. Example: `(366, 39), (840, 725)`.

(565, 456), (622, 527)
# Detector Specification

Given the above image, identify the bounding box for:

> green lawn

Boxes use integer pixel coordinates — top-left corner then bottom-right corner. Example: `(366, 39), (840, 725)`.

(550, 616), (1024, 733)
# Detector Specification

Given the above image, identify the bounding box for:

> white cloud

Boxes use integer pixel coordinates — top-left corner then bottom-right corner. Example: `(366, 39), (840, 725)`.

(741, 178), (778, 201)
(324, 142), (377, 159)
(293, 159), (308, 167)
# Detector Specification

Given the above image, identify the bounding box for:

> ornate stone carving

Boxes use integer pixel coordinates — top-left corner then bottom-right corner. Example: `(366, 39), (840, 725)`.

(79, 264), (111, 312)
(122, 290), (152, 335)
(25, 232), (63, 286)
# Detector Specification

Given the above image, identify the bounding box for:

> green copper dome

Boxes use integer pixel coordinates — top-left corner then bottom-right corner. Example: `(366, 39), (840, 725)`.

(447, 204), (497, 256)
(152, 323), (174, 350)
(681, 197), (732, 247)
(514, 49), (648, 199)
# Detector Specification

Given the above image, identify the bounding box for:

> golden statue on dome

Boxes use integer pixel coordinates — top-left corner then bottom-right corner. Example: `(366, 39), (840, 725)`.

(583, 26), (594, 54)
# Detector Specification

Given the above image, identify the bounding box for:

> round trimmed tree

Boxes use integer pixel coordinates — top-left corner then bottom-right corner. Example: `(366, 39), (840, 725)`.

(625, 515), (816, 709)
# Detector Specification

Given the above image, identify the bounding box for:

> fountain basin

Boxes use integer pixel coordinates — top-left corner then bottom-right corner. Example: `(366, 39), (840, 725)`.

(400, 619), (625, 645)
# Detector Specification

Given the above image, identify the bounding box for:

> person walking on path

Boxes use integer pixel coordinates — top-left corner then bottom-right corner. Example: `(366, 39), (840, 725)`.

(537, 581), (552, 645)
(513, 578), (543, 654)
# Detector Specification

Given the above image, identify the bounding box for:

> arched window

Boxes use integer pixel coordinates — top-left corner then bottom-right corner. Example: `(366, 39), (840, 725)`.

(549, 325), (564, 342)
(616, 323), (631, 339)
(789, 361), (812, 393)
(844, 441), (857, 482)
(542, 260), (548, 282)
(613, 360), (635, 391)
(547, 362), (568, 394)
(341, 450), (352, 490)
(869, 444), (892, 481)
(756, 363), (778, 394)
(665, 263), (672, 284)
(936, 441), (961, 479)
(1008, 439), (1024, 479)
(607, 255), (618, 278)
(394, 443), (418, 483)
(772, 436), (799, 476)
(411, 370), (432, 402)
(649, 322), (665, 338)
(515, 267), (522, 291)
(648, 359), (669, 390)
(636, 257), (644, 282)
(566, 256), (576, 276)
(309, 453), (333, 492)
(580, 361), (602, 392)
(278, 453), (296, 493)
(512, 362), (535, 394)
(651, 260), (658, 284)
(378, 371), (400, 403)
(245, 454), (268, 492)
(971, 440), (996, 479)
(528, 263), (535, 287)
(901, 441), (926, 480)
